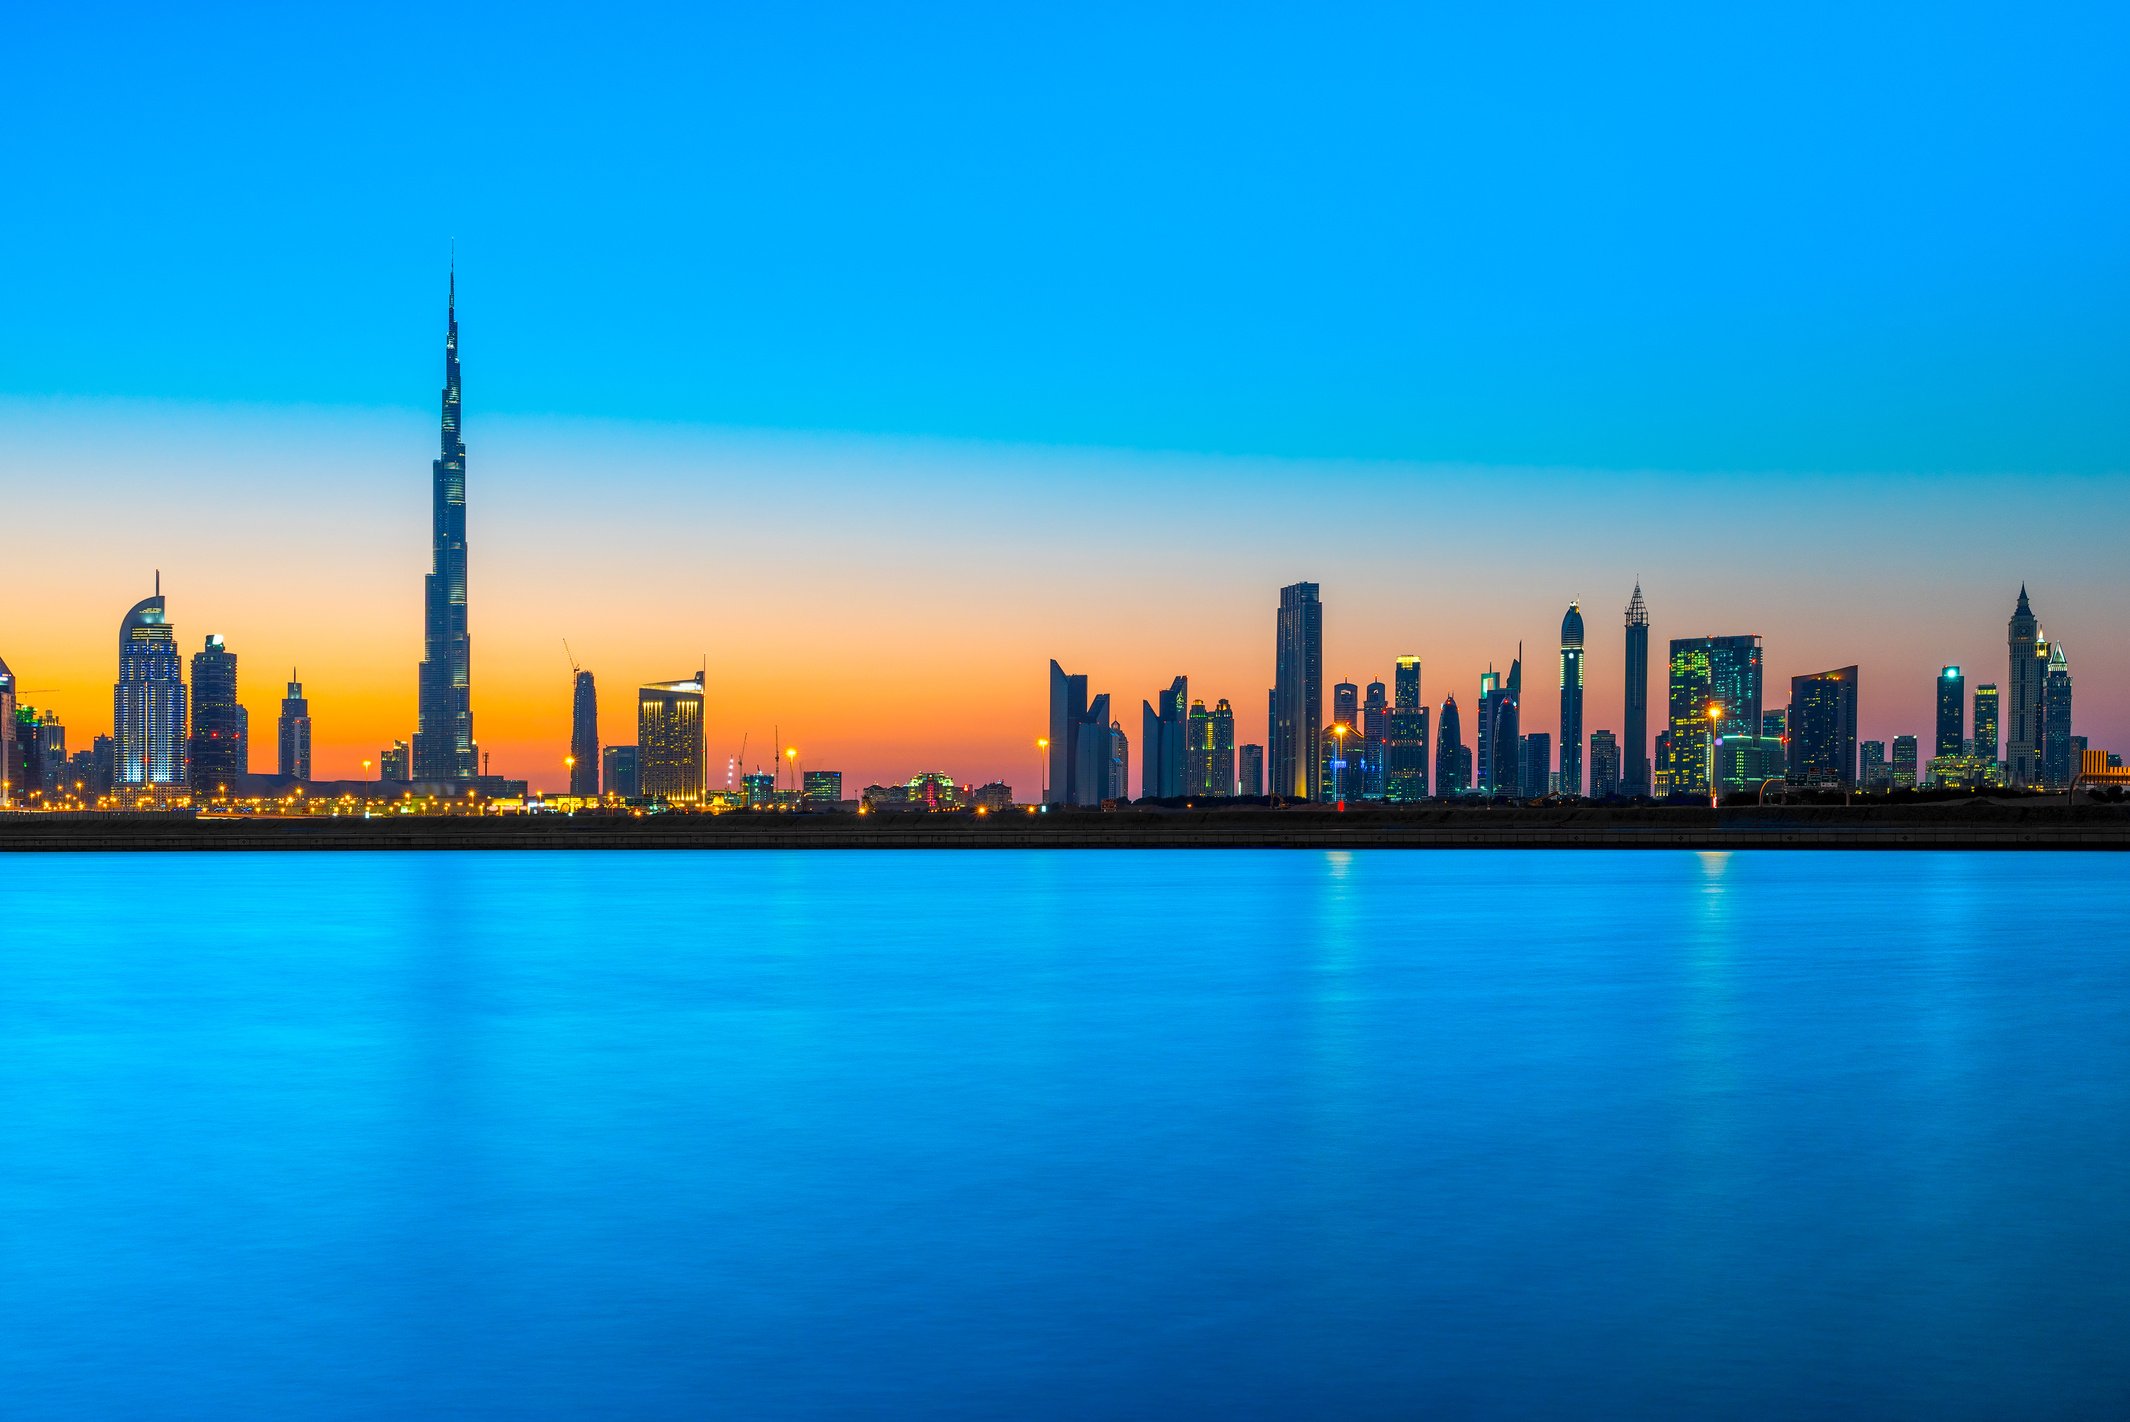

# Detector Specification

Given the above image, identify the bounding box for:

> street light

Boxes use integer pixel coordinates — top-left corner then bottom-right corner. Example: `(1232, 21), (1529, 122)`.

(1331, 722), (1350, 810)
(785, 746), (798, 805)
(1706, 702), (1724, 809)
(1037, 736), (1049, 806)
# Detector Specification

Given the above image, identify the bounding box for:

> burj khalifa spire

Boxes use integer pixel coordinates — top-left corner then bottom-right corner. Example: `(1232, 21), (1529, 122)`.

(414, 258), (476, 783)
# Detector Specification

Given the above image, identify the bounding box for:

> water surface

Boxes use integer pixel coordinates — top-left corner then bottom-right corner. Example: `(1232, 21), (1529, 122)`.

(2, 851), (2126, 1418)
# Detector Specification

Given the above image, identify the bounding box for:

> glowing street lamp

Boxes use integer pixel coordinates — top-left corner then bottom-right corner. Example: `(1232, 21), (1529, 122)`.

(1331, 723), (1350, 810)
(1037, 736), (1049, 806)
(1706, 702), (1724, 808)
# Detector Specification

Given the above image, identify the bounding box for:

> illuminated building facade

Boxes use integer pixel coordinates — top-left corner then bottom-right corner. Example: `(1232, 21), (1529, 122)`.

(570, 671), (599, 796)
(114, 585), (189, 788)
(0, 653), (16, 806)
(189, 635), (245, 795)
(2006, 586), (2043, 787)
(1972, 684), (2000, 765)
(1935, 666), (1965, 758)
(1623, 583), (1650, 797)
(1480, 656), (1522, 796)
(1558, 601), (1585, 796)
(1186, 698), (1235, 796)
(638, 675), (706, 806)
(1273, 582), (1323, 800)
(380, 739), (411, 782)
(1788, 666), (1859, 788)
(415, 264), (476, 785)
(1320, 680), (1364, 802)
(2042, 641), (2074, 789)
(1141, 675), (1187, 799)
(1589, 729), (1620, 799)
(1666, 634), (1762, 798)
(1891, 735), (1919, 789)
(802, 770), (842, 805)
(1385, 656), (1429, 802)
(1861, 739), (1889, 790)
(278, 674), (311, 781)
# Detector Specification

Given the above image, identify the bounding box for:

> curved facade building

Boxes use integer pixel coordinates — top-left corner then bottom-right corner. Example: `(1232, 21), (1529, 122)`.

(1558, 601), (1585, 798)
(114, 586), (188, 787)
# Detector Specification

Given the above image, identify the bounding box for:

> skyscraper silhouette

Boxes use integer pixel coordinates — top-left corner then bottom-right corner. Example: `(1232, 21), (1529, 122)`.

(278, 673), (312, 781)
(415, 262), (475, 784)
(1141, 676), (1187, 798)
(1935, 666), (1965, 759)
(1623, 584), (1650, 797)
(0, 654), (16, 807)
(2006, 586), (2043, 787)
(1558, 601), (1585, 797)
(2042, 641), (2074, 789)
(1788, 666), (1859, 788)
(1435, 695), (1467, 796)
(189, 635), (244, 795)
(1273, 583), (1322, 801)
(570, 670), (599, 796)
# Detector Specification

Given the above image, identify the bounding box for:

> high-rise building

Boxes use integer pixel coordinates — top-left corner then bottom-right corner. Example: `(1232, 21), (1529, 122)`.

(601, 744), (640, 800)
(380, 740), (411, 782)
(1861, 739), (1889, 790)
(570, 670), (599, 796)
(1385, 656), (1427, 801)
(1106, 721), (1130, 801)
(414, 264), (476, 785)
(32, 714), (65, 800)
(1436, 695), (1467, 796)
(1321, 679), (1362, 802)
(1273, 582), (1323, 800)
(1141, 676), (1187, 799)
(1238, 744), (1265, 797)
(638, 674), (706, 806)
(189, 635), (244, 796)
(1520, 733), (1551, 800)
(1361, 679), (1388, 799)
(1788, 666), (1859, 788)
(1972, 684), (2000, 765)
(1482, 655), (1523, 796)
(1393, 656), (1420, 714)
(1666, 635), (1763, 797)
(1186, 698), (1235, 796)
(1623, 584), (1650, 797)
(278, 672), (312, 781)
(2042, 641), (2074, 789)
(2006, 586), (2043, 787)
(1589, 730), (1621, 799)
(1762, 709), (1788, 741)
(802, 770), (842, 805)
(1935, 666), (1965, 759)
(1653, 730), (1673, 796)
(1047, 660), (1114, 806)
(114, 582), (188, 789)
(1892, 735), (1920, 789)
(0, 653), (15, 806)
(1558, 601), (1585, 797)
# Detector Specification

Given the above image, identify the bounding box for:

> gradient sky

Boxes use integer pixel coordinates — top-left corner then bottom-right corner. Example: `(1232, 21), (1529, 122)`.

(3, 2), (2125, 790)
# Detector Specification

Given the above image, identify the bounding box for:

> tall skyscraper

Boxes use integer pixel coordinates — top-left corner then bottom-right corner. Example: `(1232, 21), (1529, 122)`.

(2006, 586), (2043, 787)
(278, 672), (312, 781)
(1238, 743), (1264, 797)
(1047, 660), (1113, 806)
(602, 744), (641, 800)
(1788, 666), (1860, 788)
(1186, 698), (1236, 796)
(2042, 641), (2074, 789)
(0, 653), (15, 806)
(1361, 679), (1388, 799)
(1559, 601), (1585, 797)
(114, 582), (188, 789)
(1321, 679), (1361, 802)
(1935, 666), (1965, 759)
(570, 670), (599, 796)
(415, 264), (476, 785)
(1476, 667), (1501, 792)
(1892, 734), (1920, 789)
(1141, 676), (1187, 799)
(638, 674), (706, 806)
(1436, 695), (1467, 796)
(1972, 683), (2000, 765)
(1483, 655), (1522, 796)
(1520, 732), (1551, 799)
(1589, 730), (1621, 799)
(1385, 657), (1428, 802)
(1273, 582), (1323, 800)
(1623, 584), (1650, 797)
(1106, 720), (1130, 801)
(189, 634), (244, 795)
(1666, 635), (1763, 797)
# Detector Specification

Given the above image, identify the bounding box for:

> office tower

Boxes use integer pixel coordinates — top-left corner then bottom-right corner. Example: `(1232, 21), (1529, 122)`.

(33, 715), (65, 799)
(1788, 666), (1859, 788)
(1666, 635), (1763, 797)
(1484, 655), (1523, 796)
(1184, 699), (1235, 797)
(570, 670), (599, 796)
(802, 770), (842, 805)
(1393, 656), (1420, 713)
(1892, 735), (1919, 789)
(2006, 586), (2043, 786)
(1762, 710), (1787, 740)
(1385, 708), (1429, 801)
(1861, 740), (1889, 789)
(1520, 733), (1551, 800)
(1141, 676), (1187, 799)
(278, 672), (312, 781)
(381, 740), (411, 782)
(1047, 661), (1115, 806)
(1935, 666), (1965, 758)
(0, 653), (16, 806)
(2042, 641), (2074, 789)
(1106, 721), (1130, 801)
(1623, 583), (1650, 797)
(1436, 695), (1467, 796)
(1653, 729), (1673, 795)
(114, 582), (189, 788)
(1559, 601), (1585, 797)
(189, 634), (244, 796)
(1238, 744), (1265, 797)
(1321, 679), (1362, 801)
(1362, 679), (1388, 798)
(602, 744), (641, 800)
(1476, 668), (1501, 792)
(414, 263), (476, 784)
(638, 674), (707, 806)
(1972, 684), (2000, 765)
(1273, 582), (1323, 800)
(1589, 730), (1621, 799)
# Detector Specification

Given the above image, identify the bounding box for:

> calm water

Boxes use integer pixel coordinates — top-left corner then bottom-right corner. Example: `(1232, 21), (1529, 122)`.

(2, 850), (2127, 1419)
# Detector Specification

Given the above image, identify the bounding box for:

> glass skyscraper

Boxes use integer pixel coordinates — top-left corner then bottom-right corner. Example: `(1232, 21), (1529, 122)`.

(114, 584), (188, 789)
(2006, 586), (2043, 787)
(1972, 683), (2000, 765)
(1589, 729), (1620, 799)
(1666, 634), (1763, 797)
(1935, 666), (1965, 758)
(278, 673), (312, 782)
(1558, 601), (1584, 797)
(1788, 666), (1859, 788)
(638, 675), (706, 806)
(2042, 642), (2074, 789)
(189, 634), (244, 796)
(1237, 743), (1264, 797)
(1622, 584), (1650, 797)
(415, 264), (476, 784)
(1435, 695), (1466, 796)
(1186, 698), (1235, 796)
(1141, 675), (1187, 799)
(1385, 656), (1428, 802)
(1273, 582), (1322, 800)
(0, 653), (15, 806)
(570, 671), (599, 796)
(1047, 660), (1112, 807)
